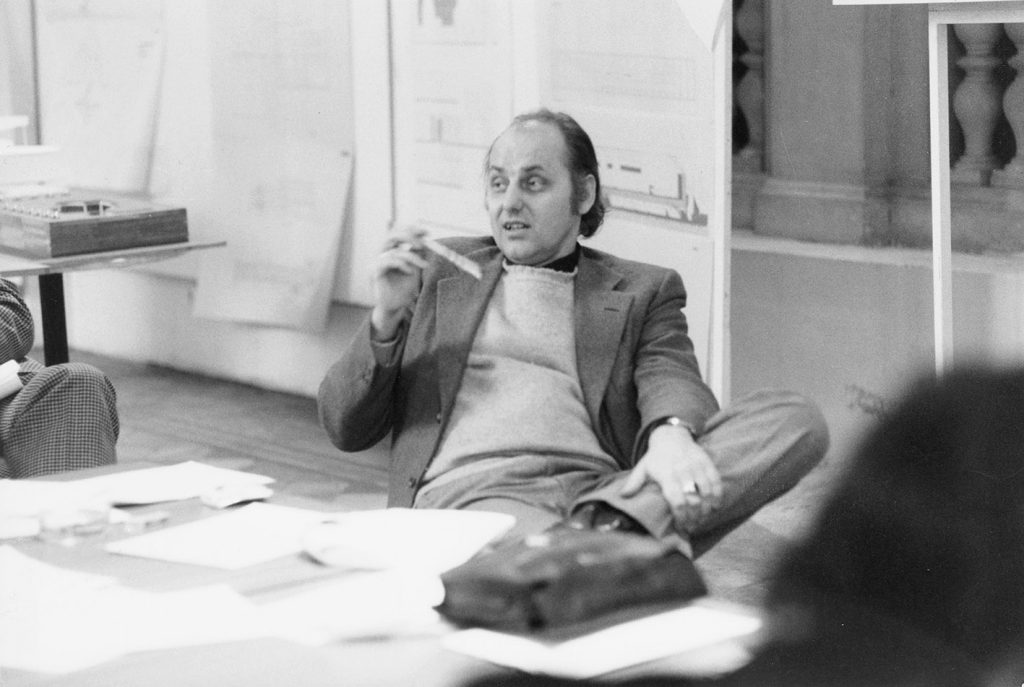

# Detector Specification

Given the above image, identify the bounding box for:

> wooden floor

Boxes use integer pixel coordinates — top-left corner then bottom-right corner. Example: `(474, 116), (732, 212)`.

(71, 349), (845, 607)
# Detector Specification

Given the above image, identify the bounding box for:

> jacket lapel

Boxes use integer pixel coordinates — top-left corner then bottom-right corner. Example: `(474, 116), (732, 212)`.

(435, 253), (503, 418)
(575, 255), (632, 425)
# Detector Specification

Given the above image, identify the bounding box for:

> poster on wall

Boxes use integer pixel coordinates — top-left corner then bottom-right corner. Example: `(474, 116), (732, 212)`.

(390, 0), (514, 236)
(535, 0), (718, 229)
(35, 0), (164, 192)
(191, 0), (352, 332)
(34, 0), (354, 332)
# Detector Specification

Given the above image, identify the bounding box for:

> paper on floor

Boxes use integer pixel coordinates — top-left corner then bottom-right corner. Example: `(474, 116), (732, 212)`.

(71, 460), (275, 505)
(105, 502), (326, 569)
(441, 601), (763, 679)
(0, 461), (274, 518)
(0, 545), (271, 674)
(303, 508), (516, 574)
(0, 461), (276, 541)
(259, 569), (448, 644)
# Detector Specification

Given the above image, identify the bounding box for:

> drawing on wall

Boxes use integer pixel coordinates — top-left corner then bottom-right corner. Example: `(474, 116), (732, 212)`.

(392, 0), (512, 236)
(418, 0), (458, 27)
(35, 0), (164, 192)
(193, 0), (352, 331)
(537, 0), (712, 228)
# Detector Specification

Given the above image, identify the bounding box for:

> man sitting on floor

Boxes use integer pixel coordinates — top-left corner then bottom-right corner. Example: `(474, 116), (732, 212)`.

(0, 277), (119, 478)
(318, 109), (828, 557)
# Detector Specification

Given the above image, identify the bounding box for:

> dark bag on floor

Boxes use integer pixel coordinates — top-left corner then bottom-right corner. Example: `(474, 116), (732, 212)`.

(435, 526), (706, 632)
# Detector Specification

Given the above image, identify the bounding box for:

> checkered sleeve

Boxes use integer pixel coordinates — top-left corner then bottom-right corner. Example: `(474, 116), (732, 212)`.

(0, 363), (119, 478)
(0, 278), (34, 362)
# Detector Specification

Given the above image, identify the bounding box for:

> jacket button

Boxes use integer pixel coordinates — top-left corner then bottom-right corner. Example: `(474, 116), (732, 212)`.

(407, 476), (417, 488)
(435, 413), (442, 423)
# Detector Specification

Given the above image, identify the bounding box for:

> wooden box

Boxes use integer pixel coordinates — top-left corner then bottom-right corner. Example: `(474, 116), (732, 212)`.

(0, 191), (188, 258)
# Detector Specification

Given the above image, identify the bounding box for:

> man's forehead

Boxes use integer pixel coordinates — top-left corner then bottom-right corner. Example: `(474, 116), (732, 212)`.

(488, 121), (569, 171)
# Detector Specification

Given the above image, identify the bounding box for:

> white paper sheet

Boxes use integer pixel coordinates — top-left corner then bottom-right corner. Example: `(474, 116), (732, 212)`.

(35, 0), (164, 191)
(104, 502), (327, 569)
(0, 460), (274, 514)
(259, 570), (448, 644)
(191, 0), (352, 331)
(675, 0), (730, 52)
(303, 508), (515, 574)
(442, 602), (763, 679)
(0, 545), (271, 674)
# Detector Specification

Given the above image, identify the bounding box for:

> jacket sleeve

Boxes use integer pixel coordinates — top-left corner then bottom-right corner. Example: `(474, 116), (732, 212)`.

(317, 314), (406, 452)
(0, 278), (35, 363)
(630, 268), (719, 458)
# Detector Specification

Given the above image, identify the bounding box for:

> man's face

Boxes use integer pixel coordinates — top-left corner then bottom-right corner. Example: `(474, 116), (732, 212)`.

(485, 121), (593, 266)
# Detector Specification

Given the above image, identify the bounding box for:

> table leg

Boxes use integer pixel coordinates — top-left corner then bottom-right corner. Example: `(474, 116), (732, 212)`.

(38, 273), (69, 366)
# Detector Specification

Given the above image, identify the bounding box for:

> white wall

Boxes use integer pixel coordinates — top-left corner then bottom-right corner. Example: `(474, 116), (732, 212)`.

(731, 238), (1024, 452)
(46, 234), (1024, 437)
(49, 269), (368, 396)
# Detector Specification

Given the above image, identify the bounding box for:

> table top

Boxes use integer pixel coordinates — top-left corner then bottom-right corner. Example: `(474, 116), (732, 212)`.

(4, 464), (500, 687)
(0, 240), (226, 278)
(3, 463), (757, 687)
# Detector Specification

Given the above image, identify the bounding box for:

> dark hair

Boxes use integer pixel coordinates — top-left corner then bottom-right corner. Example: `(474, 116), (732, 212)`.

(767, 365), (1024, 662)
(486, 109), (606, 238)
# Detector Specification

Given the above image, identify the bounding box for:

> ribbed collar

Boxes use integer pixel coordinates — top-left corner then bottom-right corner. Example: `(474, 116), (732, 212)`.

(504, 244), (580, 273)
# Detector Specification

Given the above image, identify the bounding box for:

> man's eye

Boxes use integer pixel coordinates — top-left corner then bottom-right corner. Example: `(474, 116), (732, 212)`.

(525, 177), (546, 190)
(489, 178), (507, 191)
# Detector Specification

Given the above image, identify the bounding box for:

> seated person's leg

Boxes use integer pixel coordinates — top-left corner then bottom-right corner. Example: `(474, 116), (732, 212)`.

(689, 389), (828, 553)
(572, 390), (829, 557)
(0, 363), (119, 478)
(413, 455), (579, 540)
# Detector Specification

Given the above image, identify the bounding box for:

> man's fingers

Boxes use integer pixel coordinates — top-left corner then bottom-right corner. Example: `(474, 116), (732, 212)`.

(378, 249), (428, 274)
(619, 466), (649, 497)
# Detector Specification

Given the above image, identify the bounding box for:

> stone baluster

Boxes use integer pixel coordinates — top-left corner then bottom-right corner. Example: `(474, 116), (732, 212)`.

(951, 23), (1004, 186)
(734, 0), (765, 173)
(992, 23), (1024, 188)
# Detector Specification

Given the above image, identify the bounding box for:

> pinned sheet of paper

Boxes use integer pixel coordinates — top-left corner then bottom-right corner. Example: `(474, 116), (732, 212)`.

(675, 0), (729, 52)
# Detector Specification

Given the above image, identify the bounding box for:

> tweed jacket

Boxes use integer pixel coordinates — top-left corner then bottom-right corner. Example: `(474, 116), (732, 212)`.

(0, 278), (118, 479)
(318, 236), (720, 507)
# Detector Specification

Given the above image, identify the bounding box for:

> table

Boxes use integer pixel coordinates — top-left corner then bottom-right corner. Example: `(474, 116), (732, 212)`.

(0, 240), (225, 366)
(2, 463), (761, 687)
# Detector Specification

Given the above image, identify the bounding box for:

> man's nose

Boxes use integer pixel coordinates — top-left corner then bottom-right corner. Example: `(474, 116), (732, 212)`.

(503, 184), (524, 211)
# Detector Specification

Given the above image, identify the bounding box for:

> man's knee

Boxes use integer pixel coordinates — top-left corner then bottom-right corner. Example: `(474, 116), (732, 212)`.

(41, 362), (115, 394)
(715, 389), (830, 477)
(774, 390), (830, 457)
(30, 363), (119, 433)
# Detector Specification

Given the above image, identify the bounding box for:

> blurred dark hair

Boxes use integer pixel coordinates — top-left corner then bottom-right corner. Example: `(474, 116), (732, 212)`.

(767, 365), (1024, 662)
(486, 109), (606, 238)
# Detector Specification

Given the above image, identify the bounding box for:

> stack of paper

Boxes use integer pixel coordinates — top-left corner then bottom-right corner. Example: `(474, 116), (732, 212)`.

(0, 461), (275, 540)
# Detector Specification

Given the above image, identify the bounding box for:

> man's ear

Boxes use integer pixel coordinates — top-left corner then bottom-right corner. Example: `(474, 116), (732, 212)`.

(577, 174), (597, 215)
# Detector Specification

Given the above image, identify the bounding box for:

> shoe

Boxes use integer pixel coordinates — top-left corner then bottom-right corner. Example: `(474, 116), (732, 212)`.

(565, 501), (649, 535)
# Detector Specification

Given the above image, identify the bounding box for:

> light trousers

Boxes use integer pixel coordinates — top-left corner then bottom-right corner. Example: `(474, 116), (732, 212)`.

(413, 390), (829, 557)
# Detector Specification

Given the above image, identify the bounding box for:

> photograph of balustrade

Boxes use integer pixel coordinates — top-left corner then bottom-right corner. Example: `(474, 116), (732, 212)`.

(730, 1), (1024, 256)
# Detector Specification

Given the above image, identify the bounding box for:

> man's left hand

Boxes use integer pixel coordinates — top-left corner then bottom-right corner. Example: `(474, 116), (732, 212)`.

(620, 424), (723, 532)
